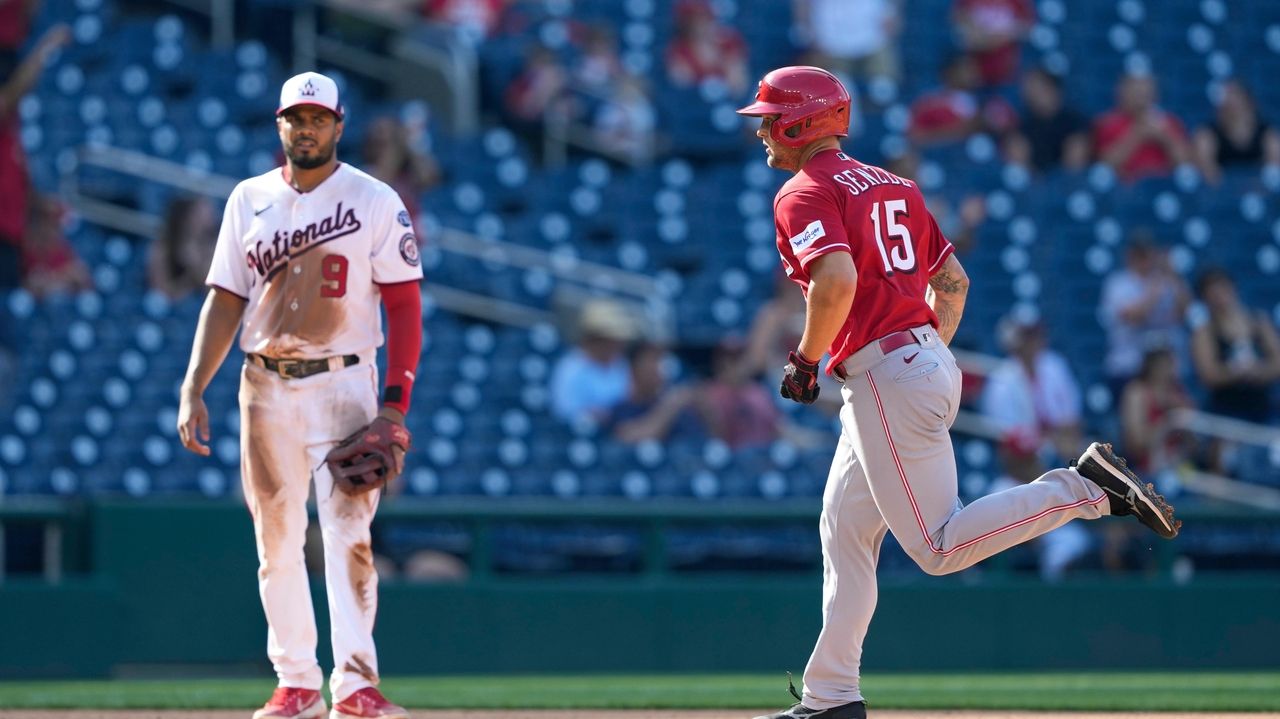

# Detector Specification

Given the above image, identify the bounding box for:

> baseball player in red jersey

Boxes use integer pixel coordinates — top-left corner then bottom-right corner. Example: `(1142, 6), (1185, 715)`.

(737, 67), (1181, 719)
(177, 72), (421, 719)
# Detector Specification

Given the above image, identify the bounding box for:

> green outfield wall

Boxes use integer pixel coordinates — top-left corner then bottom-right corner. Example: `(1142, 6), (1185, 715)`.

(2, 500), (1278, 678)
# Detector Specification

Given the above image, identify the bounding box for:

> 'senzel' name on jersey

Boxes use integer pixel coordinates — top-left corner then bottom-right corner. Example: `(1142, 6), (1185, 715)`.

(832, 162), (914, 197)
(247, 202), (363, 280)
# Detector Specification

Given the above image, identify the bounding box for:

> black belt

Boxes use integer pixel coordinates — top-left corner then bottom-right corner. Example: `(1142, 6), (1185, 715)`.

(248, 353), (359, 379)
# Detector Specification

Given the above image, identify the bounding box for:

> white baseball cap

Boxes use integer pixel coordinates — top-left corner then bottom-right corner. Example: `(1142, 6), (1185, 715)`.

(277, 71), (344, 119)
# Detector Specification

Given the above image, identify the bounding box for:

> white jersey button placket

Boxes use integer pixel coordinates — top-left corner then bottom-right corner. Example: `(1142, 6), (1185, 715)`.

(288, 195), (304, 312)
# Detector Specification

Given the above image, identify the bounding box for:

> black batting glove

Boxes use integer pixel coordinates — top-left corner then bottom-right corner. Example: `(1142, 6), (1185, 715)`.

(780, 349), (821, 404)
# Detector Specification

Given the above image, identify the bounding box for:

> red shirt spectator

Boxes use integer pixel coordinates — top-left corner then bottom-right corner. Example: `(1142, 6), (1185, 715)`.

(22, 194), (93, 299)
(0, 25), (71, 288)
(1093, 74), (1191, 182)
(503, 45), (568, 123)
(909, 54), (1017, 145)
(697, 338), (782, 449)
(0, 0), (36, 51)
(665, 0), (749, 94)
(0, 113), (26, 251)
(952, 0), (1034, 87)
(422, 0), (504, 41)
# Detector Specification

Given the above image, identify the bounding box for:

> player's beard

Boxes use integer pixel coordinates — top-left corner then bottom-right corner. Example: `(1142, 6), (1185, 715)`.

(766, 147), (799, 172)
(287, 138), (335, 169)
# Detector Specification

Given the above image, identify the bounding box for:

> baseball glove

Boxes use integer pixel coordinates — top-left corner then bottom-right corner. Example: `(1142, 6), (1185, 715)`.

(325, 416), (412, 496)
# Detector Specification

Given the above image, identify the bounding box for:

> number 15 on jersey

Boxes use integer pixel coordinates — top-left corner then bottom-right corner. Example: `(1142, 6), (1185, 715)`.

(870, 199), (916, 275)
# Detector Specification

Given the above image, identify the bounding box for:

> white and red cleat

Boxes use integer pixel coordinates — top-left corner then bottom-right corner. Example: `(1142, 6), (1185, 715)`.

(253, 688), (327, 719)
(330, 688), (409, 719)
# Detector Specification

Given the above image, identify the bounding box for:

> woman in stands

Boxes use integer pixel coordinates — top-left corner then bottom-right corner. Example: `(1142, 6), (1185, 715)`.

(1193, 79), (1280, 185)
(1190, 268), (1280, 426)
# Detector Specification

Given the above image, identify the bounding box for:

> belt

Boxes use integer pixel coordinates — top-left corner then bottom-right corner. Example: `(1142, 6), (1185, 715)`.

(834, 329), (922, 382)
(248, 353), (359, 379)
(877, 329), (919, 355)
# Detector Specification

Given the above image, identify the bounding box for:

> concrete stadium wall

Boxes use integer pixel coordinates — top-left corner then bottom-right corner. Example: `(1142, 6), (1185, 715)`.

(2, 502), (1278, 678)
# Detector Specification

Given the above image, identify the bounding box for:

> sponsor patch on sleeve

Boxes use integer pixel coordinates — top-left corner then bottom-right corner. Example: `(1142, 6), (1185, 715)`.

(789, 220), (826, 251)
(399, 233), (420, 266)
(397, 210), (412, 227)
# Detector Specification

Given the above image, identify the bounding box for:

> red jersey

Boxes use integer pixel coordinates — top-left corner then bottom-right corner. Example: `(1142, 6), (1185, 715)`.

(665, 30), (747, 85)
(773, 150), (955, 371)
(954, 0), (1034, 86)
(0, 113), (28, 245)
(0, 0), (30, 49)
(1093, 110), (1186, 182)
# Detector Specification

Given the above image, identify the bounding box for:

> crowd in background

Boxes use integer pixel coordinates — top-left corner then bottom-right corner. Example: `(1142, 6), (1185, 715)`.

(4, 0), (1280, 580)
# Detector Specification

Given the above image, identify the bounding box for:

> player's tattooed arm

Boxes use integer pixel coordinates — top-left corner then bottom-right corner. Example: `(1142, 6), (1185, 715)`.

(926, 254), (969, 345)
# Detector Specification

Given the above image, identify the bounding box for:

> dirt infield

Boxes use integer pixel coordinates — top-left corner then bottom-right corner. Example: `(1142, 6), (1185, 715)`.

(2, 706), (1280, 711)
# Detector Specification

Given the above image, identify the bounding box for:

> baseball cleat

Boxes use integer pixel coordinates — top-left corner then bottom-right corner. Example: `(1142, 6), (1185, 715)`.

(1074, 442), (1181, 539)
(752, 675), (867, 719)
(330, 687), (408, 719)
(253, 688), (327, 719)
(752, 702), (867, 719)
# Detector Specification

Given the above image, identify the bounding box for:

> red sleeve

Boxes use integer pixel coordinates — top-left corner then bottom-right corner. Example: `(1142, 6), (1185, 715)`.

(379, 280), (423, 416)
(1093, 112), (1126, 154)
(776, 188), (850, 270)
(924, 212), (956, 274)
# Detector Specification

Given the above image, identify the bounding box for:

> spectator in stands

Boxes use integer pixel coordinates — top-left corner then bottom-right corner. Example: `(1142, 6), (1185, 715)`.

(791, 0), (901, 86)
(885, 148), (986, 254)
(503, 44), (571, 144)
(950, 0), (1034, 88)
(0, 24), (69, 291)
(362, 115), (441, 232)
(979, 314), (1090, 581)
(696, 336), (783, 450)
(1120, 347), (1195, 477)
(147, 196), (217, 302)
(590, 73), (658, 165)
(549, 299), (637, 426)
(0, 0), (40, 74)
(1190, 268), (1280, 425)
(665, 0), (750, 96)
(1093, 72), (1191, 183)
(735, 272), (841, 415)
(980, 315), (1084, 469)
(1107, 345), (1195, 575)
(1003, 67), (1091, 173)
(21, 193), (92, 299)
(422, 0), (507, 46)
(571, 25), (625, 99)
(607, 342), (706, 444)
(907, 53), (1017, 147)
(1193, 79), (1280, 185)
(1097, 232), (1190, 397)
(738, 271), (805, 382)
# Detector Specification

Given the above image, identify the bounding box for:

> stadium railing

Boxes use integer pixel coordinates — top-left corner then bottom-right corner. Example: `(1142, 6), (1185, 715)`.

(59, 143), (673, 333)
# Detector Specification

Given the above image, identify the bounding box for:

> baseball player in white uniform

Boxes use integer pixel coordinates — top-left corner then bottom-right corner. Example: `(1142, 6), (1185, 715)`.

(178, 72), (423, 719)
(737, 66), (1181, 719)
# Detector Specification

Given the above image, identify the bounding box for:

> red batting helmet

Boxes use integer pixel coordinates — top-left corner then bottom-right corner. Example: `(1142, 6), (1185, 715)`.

(736, 66), (851, 148)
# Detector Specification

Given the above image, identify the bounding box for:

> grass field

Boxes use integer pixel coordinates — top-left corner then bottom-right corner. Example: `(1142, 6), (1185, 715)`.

(1, 673), (1278, 712)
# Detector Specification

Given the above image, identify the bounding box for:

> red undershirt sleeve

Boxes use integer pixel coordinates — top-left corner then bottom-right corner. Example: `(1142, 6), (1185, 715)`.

(377, 280), (422, 416)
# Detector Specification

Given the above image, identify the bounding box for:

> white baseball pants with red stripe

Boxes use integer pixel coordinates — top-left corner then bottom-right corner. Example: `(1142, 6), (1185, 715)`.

(801, 326), (1109, 710)
(239, 358), (385, 703)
